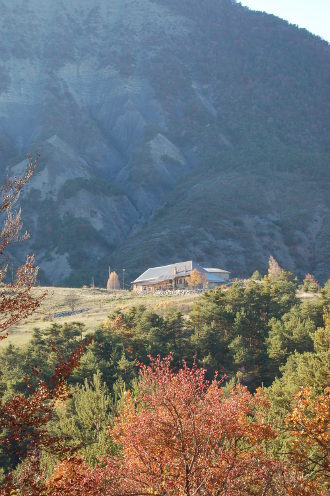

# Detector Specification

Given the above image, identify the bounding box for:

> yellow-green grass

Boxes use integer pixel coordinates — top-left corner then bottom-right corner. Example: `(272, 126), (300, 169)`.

(2, 287), (200, 347)
(2, 286), (319, 348)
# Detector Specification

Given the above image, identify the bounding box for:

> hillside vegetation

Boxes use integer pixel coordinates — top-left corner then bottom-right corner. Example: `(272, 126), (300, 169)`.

(1, 268), (329, 493)
(1, 287), (199, 347)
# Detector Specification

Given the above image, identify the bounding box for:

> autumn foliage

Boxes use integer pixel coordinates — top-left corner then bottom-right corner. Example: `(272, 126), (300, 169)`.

(107, 271), (121, 290)
(47, 457), (99, 496)
(0, 340), (89, 494)
(188, 269), (207, 289)
(110, 357), (276, 495)
(0, 160), (89, 494)
(47, 456), (123, 496)
(45, 356), (327, 496)
(286, 387), (329, 489)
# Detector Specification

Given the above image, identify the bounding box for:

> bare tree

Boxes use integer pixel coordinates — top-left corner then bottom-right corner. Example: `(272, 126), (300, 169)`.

(67, 293), (78, 313)
(0, 154), (45, 339)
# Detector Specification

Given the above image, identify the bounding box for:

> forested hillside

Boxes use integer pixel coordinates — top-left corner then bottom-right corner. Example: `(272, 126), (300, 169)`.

(0, 0), (329, 285)
(0, 157), (329, 493)
(1, 267), (329, 493)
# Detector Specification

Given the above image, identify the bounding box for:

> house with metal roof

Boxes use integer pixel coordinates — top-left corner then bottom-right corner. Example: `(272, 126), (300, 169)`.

(203, 268), (231, 289)
(132, 261), (230, 292)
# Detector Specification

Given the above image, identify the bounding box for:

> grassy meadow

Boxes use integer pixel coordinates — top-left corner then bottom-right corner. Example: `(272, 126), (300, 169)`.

(3, 287), (200, 347)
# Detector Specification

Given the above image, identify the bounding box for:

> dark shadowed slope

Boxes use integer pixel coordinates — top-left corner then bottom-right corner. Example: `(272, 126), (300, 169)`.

(0, 0), (329, 285)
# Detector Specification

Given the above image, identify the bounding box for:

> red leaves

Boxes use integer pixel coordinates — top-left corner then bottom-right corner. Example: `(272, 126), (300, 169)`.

(0, 156), (92, 494)
(0, 340), (88, 448)
(47, 457), (99, 496)
(99, 356), (280, 495)
(47, 456), (123, 496)
(0, 340), (90, 493)
(19, 357), (325, 496)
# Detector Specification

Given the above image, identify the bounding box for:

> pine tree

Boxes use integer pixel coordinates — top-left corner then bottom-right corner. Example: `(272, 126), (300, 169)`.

(301, 273), (320, 293)
(45, 371), (116, 468)
(251, 270), (262, 280)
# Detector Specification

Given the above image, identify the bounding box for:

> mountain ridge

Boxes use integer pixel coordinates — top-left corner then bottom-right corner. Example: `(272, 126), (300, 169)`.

(0, 0), (329, 285)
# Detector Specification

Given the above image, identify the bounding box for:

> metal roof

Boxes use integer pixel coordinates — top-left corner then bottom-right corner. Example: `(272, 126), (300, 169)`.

(204, 268), (230, 274)
(206, 273), (228, 283)
(133, 261), (230, 284)
(132, 261), (206, 284)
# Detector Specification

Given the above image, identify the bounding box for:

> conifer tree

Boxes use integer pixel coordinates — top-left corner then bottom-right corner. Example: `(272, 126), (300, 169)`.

(251, 270), (262, 280)
(45, 370), (116, 468)
(301, 274), (321, 293)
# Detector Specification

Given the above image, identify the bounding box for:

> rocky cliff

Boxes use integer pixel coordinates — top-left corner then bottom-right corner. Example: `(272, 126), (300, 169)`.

(0, 0), (329, 285)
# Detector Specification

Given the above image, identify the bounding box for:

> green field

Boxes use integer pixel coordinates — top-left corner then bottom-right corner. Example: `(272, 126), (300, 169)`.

(3, 287), (200, 347)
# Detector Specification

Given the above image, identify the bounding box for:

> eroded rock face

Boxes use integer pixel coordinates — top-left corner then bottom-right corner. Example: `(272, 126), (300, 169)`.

(1, 0), (329, 284)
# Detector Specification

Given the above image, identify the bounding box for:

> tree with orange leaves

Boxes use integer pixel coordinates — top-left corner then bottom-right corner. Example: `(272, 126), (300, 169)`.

(267, 255), (282, 280)
(47, 456), (99, 496)
(107, 271), (121, 290)
(286, 387), (329, 492)
(45, 356), (325, 496)
(109, 356), (281, 495)
(47, 456), (122, 496)
(99, 357), (300, 495)
(187, 268), (207, 289)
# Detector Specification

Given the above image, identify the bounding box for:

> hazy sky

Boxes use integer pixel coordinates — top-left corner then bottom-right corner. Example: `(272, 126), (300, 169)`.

(240, 0), (330, 43)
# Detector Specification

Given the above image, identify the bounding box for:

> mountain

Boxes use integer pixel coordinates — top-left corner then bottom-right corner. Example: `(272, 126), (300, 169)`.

(0, 0), (329, 285)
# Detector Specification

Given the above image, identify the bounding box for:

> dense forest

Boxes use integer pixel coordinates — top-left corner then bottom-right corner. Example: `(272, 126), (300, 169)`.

(1, 263), (329, 494)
